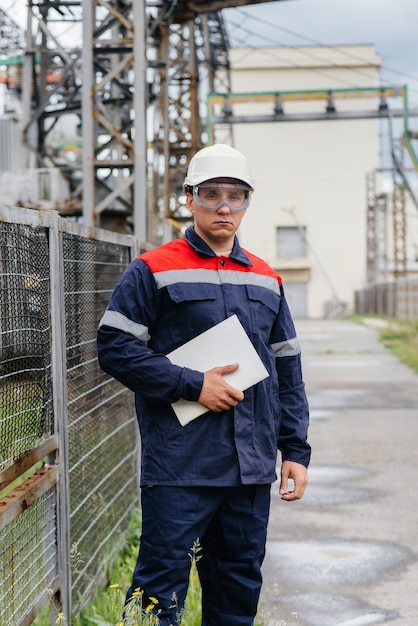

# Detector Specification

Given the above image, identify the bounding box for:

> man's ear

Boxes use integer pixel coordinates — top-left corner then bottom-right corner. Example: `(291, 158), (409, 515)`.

(186, 193), (194, 214)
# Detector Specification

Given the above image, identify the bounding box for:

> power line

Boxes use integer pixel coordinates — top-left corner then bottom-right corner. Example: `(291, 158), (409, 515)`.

(226, 25), (381, 91)
(224, 6), (418, 105)
(236, 7), (418, 86)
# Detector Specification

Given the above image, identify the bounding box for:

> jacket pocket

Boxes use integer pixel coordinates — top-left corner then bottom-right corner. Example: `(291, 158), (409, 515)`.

(165, 283), (219, 345)
(245, 284), (280, 335)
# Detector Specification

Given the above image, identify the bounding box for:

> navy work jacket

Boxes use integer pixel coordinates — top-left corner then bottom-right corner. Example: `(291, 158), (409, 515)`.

(97, 226), (310, 487)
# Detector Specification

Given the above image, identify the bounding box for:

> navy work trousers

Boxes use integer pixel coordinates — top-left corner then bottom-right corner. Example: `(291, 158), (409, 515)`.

(126, 484), (271, 625)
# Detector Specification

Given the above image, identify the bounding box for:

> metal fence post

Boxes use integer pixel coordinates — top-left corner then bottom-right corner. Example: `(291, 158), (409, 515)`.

(49, 210), (72, 620)
(133, 0), (148, 241)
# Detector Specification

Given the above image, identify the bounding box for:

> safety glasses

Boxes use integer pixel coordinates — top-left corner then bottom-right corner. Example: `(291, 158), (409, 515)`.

(192, 183), (251, 212)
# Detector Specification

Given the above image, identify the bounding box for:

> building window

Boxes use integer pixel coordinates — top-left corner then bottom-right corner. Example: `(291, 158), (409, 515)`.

(276, 226), (306, 258)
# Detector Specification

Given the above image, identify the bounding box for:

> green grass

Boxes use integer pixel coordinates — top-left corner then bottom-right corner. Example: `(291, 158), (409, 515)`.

(378, 320), (418, 373)
(351, 315), (418, 374)
(34, 508), (203, 626)
(0, 379), (44, 474)
(0, 464), (40, 498)
(33, 506), (268, 625)
(71, 514), (203, 626)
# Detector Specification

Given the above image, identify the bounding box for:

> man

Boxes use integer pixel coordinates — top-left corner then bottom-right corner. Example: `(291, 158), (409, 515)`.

(97, 143), (311, 625)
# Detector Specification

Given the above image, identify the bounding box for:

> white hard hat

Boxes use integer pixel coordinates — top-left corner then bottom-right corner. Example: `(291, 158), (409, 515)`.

(184, 144), (255, 190)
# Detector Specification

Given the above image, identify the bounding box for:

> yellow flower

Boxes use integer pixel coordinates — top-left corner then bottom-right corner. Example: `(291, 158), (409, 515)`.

(145, 604), (155, 613)
(149, 596), (158, 604)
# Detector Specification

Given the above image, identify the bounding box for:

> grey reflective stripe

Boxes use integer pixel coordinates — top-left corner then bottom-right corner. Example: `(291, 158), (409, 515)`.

(271, 336), (301, 357)
(99, 310), (150, 342)
(155, 268), (219, 288)
(154, 268), (281, 295)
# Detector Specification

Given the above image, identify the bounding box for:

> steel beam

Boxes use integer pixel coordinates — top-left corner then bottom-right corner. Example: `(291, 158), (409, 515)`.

(210, 108), (418, 126)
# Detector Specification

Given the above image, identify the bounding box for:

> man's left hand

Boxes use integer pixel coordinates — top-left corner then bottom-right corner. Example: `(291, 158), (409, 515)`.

(279, 460), (308, 501)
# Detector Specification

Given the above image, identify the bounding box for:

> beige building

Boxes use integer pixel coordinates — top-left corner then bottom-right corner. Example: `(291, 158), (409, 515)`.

(218, 45), (404, 318)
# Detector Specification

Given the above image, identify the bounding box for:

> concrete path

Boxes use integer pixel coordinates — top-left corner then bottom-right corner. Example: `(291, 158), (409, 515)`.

(258, 318), (418, 626)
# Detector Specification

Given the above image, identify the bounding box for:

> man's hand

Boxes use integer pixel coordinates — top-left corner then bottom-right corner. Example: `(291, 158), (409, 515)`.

(198, 363), (244, 412)
(279, 460), (308, 501)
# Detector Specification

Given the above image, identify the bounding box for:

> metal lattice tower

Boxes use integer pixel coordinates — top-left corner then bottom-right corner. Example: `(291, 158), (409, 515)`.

(81, 1), (145, 234)
(366, 171), (388, 284)
(375, 192), (388, 282)
(392, 186), (407, 279)
(0, 7), (25, 55)
(391, 137), (408, 279)
(21, 1), (84, 206)
(147, 6), (232, 242)
(0, 6), (25, 112)
(366, 171), (377, 284)
(17, 0), (236, 241)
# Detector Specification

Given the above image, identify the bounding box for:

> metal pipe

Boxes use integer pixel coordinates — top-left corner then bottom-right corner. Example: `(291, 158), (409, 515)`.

(210, 109), (418, 125)
(81, 0), (95, 227)
(133, 0), (148, 241)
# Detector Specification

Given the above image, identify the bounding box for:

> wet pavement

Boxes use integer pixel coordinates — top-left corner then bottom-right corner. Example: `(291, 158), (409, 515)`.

(258, 319), (418, 626)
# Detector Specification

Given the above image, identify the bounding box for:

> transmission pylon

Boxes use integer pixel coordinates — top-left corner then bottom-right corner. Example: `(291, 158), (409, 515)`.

(366, 171), (388, 284)
(147, 5), (232, 243)
(0, 7), (25, 54)
(389, 125), (408, 278)
(16, 0), (235, 241)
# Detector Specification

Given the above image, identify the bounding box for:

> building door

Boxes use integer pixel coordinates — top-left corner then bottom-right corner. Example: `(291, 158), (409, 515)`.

(282, 281), (307, 319)
(276, 226), (308, 318)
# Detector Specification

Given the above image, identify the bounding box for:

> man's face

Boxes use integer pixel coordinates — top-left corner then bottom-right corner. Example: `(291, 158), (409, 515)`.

(186, 178), (248, 250)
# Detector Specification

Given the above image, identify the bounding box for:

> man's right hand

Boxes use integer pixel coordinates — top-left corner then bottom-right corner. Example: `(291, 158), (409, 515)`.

(198, 364), (244, 412)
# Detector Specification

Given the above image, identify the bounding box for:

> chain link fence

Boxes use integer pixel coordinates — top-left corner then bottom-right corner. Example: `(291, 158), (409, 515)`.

(0, 206), (141, 625)
(0, 222), (52, 469)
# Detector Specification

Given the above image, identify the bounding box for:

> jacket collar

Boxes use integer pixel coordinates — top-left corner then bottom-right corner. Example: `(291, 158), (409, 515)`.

(185, 225), (253, 267)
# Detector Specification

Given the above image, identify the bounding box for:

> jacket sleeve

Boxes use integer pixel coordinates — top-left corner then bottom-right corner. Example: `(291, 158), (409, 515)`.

(271, 285), (311, 467)
(96, 259), (204, 404)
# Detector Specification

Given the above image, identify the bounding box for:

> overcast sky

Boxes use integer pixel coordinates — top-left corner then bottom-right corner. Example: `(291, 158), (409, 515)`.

(1, 0), (418, 117)
(223, 0), (418, 108)
(1, 0), (417, 107)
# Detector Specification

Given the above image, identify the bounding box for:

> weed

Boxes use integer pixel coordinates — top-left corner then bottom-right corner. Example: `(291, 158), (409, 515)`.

(121, 588), (161, 625)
